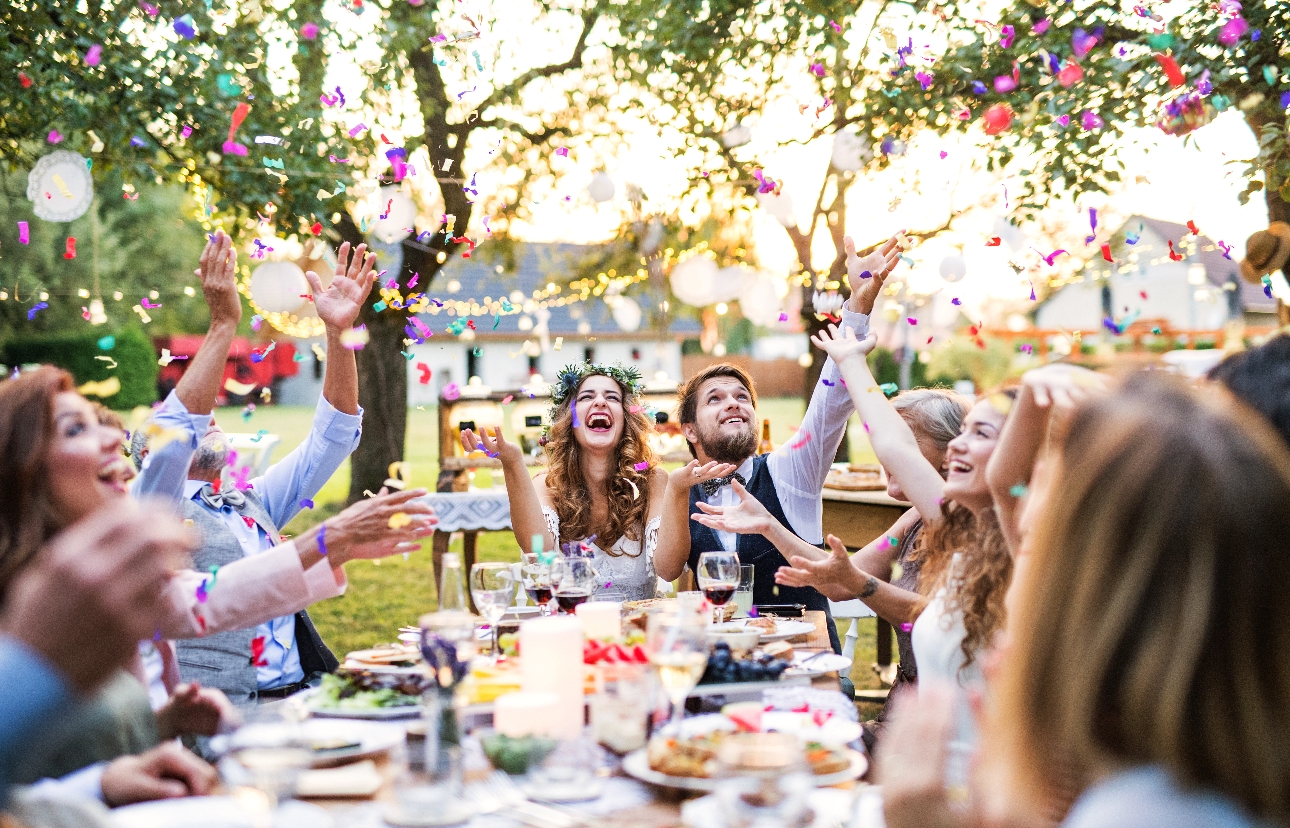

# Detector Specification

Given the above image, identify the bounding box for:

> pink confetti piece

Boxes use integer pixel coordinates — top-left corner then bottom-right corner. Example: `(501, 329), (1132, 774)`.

(348, 123), (368, 137)
(906, 317), (917, 325)
(502, 395), (514, 404)
(634, 462), (650, 471)
(301, 22), (319, 39)
(778, 312), (788, 322)
(180, 125), (192, 140)
(442, 382), (461, 401)
(18, 222), (29, 244)
(47, 130), (63, 143)
(788, 429), (813, 450)
(555, 147), (568, 156)
(85, 44), (103, 66)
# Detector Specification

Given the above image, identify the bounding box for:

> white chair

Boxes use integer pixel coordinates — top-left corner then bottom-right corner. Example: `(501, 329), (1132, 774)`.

(829, 598), (875, 664)
(222, 432), (282, 477)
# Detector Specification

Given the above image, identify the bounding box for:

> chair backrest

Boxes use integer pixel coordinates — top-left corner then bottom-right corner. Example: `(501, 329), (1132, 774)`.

(828, 598), (875, 620)
(222, 433), (282, 477)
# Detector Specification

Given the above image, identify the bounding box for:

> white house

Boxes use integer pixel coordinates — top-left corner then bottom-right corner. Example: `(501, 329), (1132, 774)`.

(1035, 216), (1276, 333)
(278, 242), (699, 406)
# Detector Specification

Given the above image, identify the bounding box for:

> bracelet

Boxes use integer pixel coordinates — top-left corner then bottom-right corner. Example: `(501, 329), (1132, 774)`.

(317, 523), (329, 557)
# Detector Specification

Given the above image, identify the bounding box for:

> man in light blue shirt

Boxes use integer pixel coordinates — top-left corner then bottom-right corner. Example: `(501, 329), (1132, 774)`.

(173, 240), (377, 703)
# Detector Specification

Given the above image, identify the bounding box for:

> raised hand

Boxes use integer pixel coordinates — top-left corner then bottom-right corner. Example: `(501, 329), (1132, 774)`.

(810, 323), (876, 367)
(691, 481), (775, 535)
(669, 459), (739, 490)
(194, 230), (241, 327)
(461, 426), (522, 464)
(1021, 363), (1105, 410)
(323, 487), (438, 563)
(776, 535), (859, 599)
(307, 241), (377, 332)
(844, 233), (902, 316)
(156, 682), (238, 740)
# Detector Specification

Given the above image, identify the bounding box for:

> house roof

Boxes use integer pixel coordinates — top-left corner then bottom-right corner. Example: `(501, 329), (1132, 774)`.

(413, 242), (703, 339)
(1120, 216), (1275, 313)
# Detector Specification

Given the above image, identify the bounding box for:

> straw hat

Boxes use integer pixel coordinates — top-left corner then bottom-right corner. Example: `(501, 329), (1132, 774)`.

(1241, 221), (1290, 283)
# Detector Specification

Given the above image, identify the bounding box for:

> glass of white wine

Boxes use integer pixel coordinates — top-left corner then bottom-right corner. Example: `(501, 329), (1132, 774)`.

(645, 607), (709, 735)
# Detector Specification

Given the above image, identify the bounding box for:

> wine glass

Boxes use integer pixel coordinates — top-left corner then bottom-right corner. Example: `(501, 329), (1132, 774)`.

(470, 563), (515, 656)
(550, 556), (596, 614)
(696, 551), (741, 623)
(644, 607), (709, 735)
(223, 706), (312, 826)
(713, 732), (813, 827)
(520, 552), (554, 616)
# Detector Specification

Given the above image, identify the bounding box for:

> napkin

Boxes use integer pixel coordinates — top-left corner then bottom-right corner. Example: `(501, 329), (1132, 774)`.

(296, 759), (383, 798)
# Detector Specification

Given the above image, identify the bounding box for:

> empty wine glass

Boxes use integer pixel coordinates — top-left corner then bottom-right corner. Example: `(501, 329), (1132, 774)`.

(696, 551), (741, 623)
(470, 563), (515, 656)
(223, 706), (312, 826)
(550, 556), (596, 614)
(520, 552), (554, 616)
(644, 606), (708, 735)
(713, 732), (813, 828)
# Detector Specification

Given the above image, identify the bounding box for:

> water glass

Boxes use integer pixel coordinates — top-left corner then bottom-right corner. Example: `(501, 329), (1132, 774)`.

(471, 562), (516, 656)
(713, 732), (813, 828)
(590, 663), (650, 754)
(734, 564), (755, 618)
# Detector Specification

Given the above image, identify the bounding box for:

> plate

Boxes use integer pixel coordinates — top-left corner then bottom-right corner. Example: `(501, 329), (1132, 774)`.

(784, 652), (853, 678)
(757, 619), (816, 642)
(112, 797), (333, 828)
(340, 659), (424, 676)
(209, 719), (405, 767)
(298, 686), (423, 720)
(621, 747), (867, 792)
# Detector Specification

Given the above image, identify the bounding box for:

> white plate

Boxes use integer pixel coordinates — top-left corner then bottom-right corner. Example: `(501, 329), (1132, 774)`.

(621, 747), (867, 792)
(784, 652), (853, 678)
(298, 686), (423, 720)
(210, 719), (405, 767)
(756, 619), (816, 642)
(112, 797), (333, 828)
(340, 659), (424, 676)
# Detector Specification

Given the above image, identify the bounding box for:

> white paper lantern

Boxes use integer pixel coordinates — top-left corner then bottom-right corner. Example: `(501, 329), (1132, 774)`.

(721, 124), (752, 148)
(830, 131), (871, 172)
(739, 273), (786, 326)
(669, 254), (720, 307)
(587, 172), (615, 203)
(369, 186), (416, 244)
(27, 151), (94, 222)
(939, 254), (967, 283)
(711, 264), (757, 304)
(249, 260), (309, 314)
(757, 191), (797, 228)
(611, 296), (642, 332)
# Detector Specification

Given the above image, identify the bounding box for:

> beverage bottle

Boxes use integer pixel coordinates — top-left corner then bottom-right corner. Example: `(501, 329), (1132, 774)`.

(758, 418), (774, 454)
(438, 552), (468, 613)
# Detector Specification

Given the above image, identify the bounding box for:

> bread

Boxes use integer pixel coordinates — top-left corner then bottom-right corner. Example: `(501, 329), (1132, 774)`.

(761, 640), (794, 660)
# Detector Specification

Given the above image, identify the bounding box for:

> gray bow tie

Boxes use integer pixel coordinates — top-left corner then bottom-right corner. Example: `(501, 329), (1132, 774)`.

(700, 471), (746, 498)
(198, 484), (246, 511)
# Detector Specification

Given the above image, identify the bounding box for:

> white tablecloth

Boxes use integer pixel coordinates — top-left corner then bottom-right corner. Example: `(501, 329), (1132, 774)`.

(419, 491), (512, 532)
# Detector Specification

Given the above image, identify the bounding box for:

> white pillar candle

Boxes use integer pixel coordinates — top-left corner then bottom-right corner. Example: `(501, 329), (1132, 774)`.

(575, 601), (622, 640)
(493, 691), (561, 738)
(519, 616), (585, 739)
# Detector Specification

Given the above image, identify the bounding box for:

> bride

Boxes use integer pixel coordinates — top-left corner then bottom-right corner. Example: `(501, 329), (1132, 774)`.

(461, 363), (684, 602)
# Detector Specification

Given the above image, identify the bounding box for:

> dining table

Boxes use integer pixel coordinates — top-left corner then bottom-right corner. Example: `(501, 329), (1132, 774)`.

(283, 611), (866, 828)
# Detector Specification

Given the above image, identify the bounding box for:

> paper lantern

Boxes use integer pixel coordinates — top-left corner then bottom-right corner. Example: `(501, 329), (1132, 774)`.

(711, 264), (756, 304)
(739, 273), (786, 326)
(587, 172), (615, 203)
(611, 296), (642, 332)
(249, 260), (309, 314)
(982, 104), (1014, 135)
(669, 254), (720, 307)
(831, 131), (871, 172)
(939, 254), (967, 283)
(757, 191), (797, 227)
(369, 186), (416, 244)
(27, 151), (94, 222)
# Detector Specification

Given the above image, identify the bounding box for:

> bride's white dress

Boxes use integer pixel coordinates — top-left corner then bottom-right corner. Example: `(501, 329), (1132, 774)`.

(541, 507), (661, 602)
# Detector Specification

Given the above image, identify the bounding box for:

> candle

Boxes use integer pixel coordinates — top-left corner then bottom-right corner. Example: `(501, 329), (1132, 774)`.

(493, 691), (561, 738)
(576, 601), (621, 640)
(519, 616), (585, 738)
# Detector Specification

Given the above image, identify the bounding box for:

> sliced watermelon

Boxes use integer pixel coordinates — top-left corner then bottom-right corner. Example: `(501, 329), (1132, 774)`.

(723, 701), (764, 732)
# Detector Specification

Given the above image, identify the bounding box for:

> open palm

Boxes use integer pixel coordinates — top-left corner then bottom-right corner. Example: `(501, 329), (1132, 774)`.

(307, 241), (377, 332)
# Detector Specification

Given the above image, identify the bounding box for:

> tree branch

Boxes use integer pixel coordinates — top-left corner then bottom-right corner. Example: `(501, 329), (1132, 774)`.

(478, 8), (600, 112)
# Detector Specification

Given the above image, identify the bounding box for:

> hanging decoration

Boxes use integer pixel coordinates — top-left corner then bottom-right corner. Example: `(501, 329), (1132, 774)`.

(27, 150), (94, 222)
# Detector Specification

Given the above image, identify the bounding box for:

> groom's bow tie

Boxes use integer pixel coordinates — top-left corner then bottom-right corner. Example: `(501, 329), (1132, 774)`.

(700, 472), (746, 498)
(198, 484), (246, 510)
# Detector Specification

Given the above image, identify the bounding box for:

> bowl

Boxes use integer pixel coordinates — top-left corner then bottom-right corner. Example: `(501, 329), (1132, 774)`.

(706, 625), (760, 654)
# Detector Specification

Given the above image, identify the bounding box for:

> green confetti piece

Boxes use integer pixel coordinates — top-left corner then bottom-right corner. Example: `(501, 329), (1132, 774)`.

(373, 300), (388, 312)
(1264, 65), (1278, 85)
(878, 382), (899, 397)
(401, 350), (416, 360)
(492, 314), (500, 330)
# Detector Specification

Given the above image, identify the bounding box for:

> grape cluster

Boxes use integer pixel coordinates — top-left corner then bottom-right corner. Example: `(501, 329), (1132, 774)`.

(699, 641), (789, 685)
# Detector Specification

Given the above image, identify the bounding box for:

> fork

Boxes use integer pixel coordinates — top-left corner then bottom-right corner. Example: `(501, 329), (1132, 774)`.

(466, 772), (588, 828)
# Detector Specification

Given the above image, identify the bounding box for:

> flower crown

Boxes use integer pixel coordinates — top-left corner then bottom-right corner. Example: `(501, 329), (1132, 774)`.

(549, 362), (644, 419)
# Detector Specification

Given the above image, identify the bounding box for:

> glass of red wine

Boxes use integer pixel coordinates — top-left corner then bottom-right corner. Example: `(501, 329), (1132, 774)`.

(550, 556), (597, 614)
(521, 552), (554, 616)
(696, 551), (741, 623)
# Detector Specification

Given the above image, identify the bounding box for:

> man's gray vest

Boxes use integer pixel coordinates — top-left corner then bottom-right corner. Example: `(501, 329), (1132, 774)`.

(175, 490), (338, 705)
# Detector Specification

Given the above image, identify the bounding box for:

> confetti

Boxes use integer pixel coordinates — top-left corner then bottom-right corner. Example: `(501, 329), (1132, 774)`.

(787, 429), (813, 450)
(416, 362), (432, 384)
(250, 635), (268, 667)
(223, 102), (250, 156)
(78, 377), (120, 398)
(1100, 243), (1115, 263)
(442, 383), (461, 401)
(173, 13), (196, 39)
(1167, 240), (1184, 261)
(27, 302), (48, 320)
(64, 237), (77, 259)
(94, 356), (118, 369)
(340, 325), (370, 350)
(1009, 483), (1028, 497)
(985, 237), (1002, 247)
(84, 44), (103, 66)
(224, 378), (257, 396)
(388, 512), (412, 529)
(18, 222), (29, 244)
(348, 123), (368, 137)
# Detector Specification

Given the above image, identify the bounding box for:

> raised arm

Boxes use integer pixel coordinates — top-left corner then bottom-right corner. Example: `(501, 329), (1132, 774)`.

(462, 427), (551, 554)
(811, 324), (947, 524)
(777, 535), (927, 624)
(690, 480), (828, 563)
(175, 231), (242, 416)
(987, 364), (1104, 554)
(654, 460), (737, 582)
(306, 241), (376, 416)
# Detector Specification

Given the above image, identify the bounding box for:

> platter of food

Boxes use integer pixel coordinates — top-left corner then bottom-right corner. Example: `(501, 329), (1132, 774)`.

(304, 669), (428, 719)
(712, 617), (815, 643)
(342, 643), (423, 675)
(823, 463), (886, 491)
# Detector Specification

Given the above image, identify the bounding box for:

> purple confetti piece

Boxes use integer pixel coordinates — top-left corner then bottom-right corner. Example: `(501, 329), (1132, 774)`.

(634, 462), (650, 471)
(348, 122), (368, 137)
(821, 379), (835, 386)
(18, 221), (29, 244)
(27, 302), (48, 320)
(299, 498), (315, 510)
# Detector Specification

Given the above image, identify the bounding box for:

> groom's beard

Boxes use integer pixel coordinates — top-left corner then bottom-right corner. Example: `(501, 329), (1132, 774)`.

(693, 420), (757, 465)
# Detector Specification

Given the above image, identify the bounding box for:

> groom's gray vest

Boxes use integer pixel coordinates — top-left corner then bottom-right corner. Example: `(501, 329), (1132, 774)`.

(174, 490), (338, 705)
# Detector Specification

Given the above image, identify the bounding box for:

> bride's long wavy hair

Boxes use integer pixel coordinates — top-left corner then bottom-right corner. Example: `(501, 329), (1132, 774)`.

(544, 371), (657, 554)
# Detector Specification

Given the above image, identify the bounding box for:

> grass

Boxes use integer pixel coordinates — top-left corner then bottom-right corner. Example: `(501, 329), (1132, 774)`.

(210, 397), (889, 716)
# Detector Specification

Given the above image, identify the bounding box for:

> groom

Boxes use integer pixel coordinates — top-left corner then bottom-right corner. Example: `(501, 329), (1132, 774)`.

(654, 235), (901, 654)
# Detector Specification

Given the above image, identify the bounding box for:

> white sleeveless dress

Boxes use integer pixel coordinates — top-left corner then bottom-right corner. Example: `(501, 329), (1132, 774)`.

(541, 507), (661, 602)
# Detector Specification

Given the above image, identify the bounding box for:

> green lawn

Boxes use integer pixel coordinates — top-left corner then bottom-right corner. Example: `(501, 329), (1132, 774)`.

(211, 397), (887, 709)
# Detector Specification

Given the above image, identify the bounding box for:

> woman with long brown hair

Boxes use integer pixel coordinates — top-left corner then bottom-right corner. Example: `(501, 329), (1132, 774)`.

(882, 372), (1290, 828)
(462, 363), (669, 601)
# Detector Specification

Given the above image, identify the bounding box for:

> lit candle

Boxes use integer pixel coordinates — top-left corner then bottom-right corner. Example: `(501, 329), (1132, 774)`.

(519, 615), (585, 738)
(493, 691), (561, 738)
(576, 601), (621, 640)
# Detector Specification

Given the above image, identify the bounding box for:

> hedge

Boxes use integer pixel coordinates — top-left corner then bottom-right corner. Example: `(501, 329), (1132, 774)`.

(3, 326), (159, 409)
